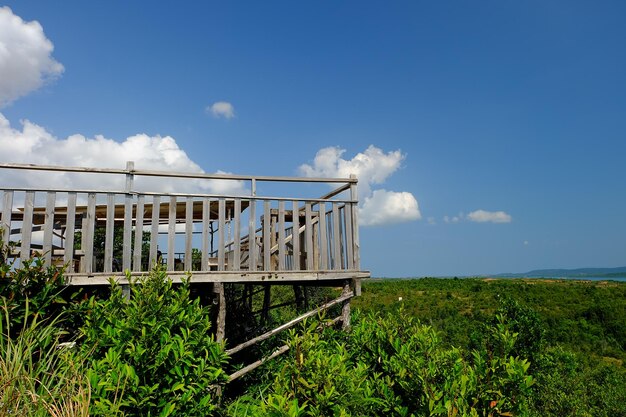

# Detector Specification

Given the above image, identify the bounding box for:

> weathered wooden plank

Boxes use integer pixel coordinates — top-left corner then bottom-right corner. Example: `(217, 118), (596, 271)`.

(350, 175), (360, 270)
(345, 203), (354, 270)
(215, 282), (226, 342)
(226, 292), (354, 355)
(149, 195), (160, 268)
(61, 270), (371, 286)
(1, 190), (13, 244)
(63, 192), (77, 272)
(122, 196), (132, 271)
(305, 202), (313, 271)
(201, 198), (209, 271)
(20, 191), (35, 266)
(104, 193), (115, 273)
(218, 198), (225, 271)
(184, 197), (193, 271)
(318, 202), (328, 270)
(0, 162), (356, 184)
(167, 196), (176, 270)
(339, 205), (346, 268)
(278, 201), (285, 271)
(228, 345), (290, 382)
(263, 200), (271, 271)
(232, 199), (241, 271)
(248, 200), (256, 271)
(132, 195), (145, 271)
(332, 202), (341, 270)
(341, 280), (352, 330)
(292, 200), (300, 271)
(42, 192), (56, 266)
(82, 193), (96, 273)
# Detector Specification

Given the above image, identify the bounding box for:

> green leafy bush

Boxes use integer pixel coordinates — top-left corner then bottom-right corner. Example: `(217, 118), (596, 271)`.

(79, 267), (229, 416)
(0, 242), (77, 337)
(227, 308), (535, 416)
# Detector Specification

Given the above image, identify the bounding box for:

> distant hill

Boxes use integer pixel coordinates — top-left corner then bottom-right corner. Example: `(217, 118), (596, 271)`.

(495, 266), (626, 278)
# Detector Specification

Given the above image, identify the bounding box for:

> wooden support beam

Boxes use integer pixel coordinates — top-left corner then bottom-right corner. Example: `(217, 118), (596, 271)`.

(63, 192), (77, 272)
(149, 195), (160, 268)
(167, 196), (176, 270)
(132, 195), (145, 271)
(226, 292), (353, 356)
(82, 193), (96, 273)
(218, 198), (225, 271)
(1, 190), (13, 243)
(341, 279), (352, 330)
(20, 191), (34, 267)
(261, 284), (271, 324)
(233, 199), (241, 270)
(104, 193), (115, 273)
(43, 192), (55, 267)
(278, 201), (285, 270)
(215, 282), (226, 343)
(185, 197), (193, 271)
(202, 198), (210, 271)
(226, 315), (343, 383)
(228, 344), (290, 382)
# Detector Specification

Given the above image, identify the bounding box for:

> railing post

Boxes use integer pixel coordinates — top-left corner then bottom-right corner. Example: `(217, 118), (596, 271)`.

(121, 162), (134, 299)
(350, 175), (361, 296)
(123, 161), (134, 272)
(1, 191), (13, 247)
(349, 175), (360, 270)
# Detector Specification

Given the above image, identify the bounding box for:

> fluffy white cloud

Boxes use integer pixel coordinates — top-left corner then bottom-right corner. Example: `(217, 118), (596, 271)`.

(359, 189), (421, 226)
(0, 113), (247, 195)
(207, 101), (235, 119)
(0, 7), (64, 107)
(299, 145), (420, 226)
(467, 209), (512, 223)
(299, 145), (405, 198)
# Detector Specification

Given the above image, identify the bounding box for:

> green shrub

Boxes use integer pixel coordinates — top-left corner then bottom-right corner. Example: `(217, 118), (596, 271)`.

(0, 243), (78, 338)
(227, 308), (535, 417)
(79, 267), (229, 416)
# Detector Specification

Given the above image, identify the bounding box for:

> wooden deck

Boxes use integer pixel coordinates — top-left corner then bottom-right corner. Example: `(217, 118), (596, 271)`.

(0, 162), (369, 286)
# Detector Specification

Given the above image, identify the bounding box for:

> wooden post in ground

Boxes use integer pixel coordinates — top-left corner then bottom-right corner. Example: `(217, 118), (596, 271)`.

(262, 284), (271, 325)
(215, 283), (226, 342)
(341, 279), (352, 330)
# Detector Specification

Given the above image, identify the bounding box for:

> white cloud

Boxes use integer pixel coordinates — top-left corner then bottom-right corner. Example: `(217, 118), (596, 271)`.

(299, 145), (405, 198)
(207, 101), (235, 119)
(359, 189), (421, 226)
(443, 212), (464, 223)
(299, 145), (420, 227)
(467, 209), (512, 223)
(0, 113), (247, 195)
(0, 7), (64, 107)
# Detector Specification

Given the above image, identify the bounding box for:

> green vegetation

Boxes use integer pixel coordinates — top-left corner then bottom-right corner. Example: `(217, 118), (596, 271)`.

(351, 278), (626, 416)
(227, 309), (534, 416)
(79, 270), (228, 416)
(1, 239), (624, 416)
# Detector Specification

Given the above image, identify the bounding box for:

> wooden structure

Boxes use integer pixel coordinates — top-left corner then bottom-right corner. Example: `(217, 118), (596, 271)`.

(0, 162), (369, 376)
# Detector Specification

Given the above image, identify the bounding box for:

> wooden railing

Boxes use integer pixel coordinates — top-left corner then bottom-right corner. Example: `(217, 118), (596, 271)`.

(0, 162), (365, 283)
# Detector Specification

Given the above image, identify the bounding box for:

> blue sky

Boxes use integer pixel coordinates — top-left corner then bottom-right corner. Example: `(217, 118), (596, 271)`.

(1, 1), (625, 276)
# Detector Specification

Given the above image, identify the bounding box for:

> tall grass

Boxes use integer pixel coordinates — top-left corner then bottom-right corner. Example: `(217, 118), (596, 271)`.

(0, 300), (90, 417)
